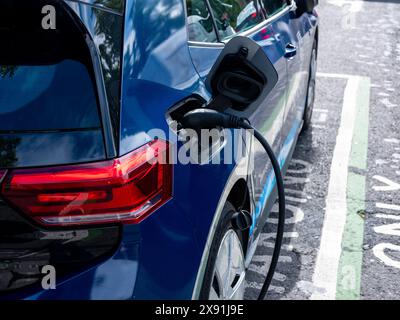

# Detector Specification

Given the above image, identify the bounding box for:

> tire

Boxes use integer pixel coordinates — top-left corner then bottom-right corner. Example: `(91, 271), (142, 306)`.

(302, 39), (318, 131)
(199, 201), (246, 300)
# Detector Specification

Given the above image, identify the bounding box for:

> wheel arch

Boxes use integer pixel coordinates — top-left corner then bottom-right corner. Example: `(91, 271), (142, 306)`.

(191, 162), (251, 299)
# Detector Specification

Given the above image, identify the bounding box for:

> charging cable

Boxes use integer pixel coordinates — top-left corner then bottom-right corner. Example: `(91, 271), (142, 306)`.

(180, 108), (286, 300)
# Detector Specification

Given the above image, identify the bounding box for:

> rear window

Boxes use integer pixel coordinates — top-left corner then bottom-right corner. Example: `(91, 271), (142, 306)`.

(0, 1), (102, 133)
(0, 60), (100, 131)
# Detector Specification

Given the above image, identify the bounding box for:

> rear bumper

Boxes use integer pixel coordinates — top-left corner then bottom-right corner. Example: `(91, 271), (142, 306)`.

(1, 201), (204, 300)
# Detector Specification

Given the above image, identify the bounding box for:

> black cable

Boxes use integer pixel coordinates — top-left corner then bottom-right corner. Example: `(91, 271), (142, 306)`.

(180, 108), (286, 300)
(239, 121), (286, 300)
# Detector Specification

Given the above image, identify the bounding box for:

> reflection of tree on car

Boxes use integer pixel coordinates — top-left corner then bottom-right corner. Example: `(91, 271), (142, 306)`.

(209, 0), (262, 39)
(236, 1), (260, 32)
(259, 0), (288, 18)
(186, 0), (217, 42)
(186, 0), (264, 42)
(187, 15), (218, 42)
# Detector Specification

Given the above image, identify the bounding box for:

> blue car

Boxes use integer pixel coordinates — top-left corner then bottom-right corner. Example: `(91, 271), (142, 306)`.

(0, 0), (318, 300)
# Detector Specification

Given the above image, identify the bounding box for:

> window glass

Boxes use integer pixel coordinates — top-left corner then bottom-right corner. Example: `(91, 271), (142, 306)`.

(208, 0), (263, 41)
(0, 60), (100, 131)
(260, 0), (288, 17)
(186, 0), (218, 42)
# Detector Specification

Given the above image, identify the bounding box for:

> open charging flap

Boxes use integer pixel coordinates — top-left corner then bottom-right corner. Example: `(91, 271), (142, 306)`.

(205, 36), (278, 112)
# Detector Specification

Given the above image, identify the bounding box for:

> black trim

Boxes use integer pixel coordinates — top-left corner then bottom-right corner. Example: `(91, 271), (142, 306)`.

(85, 34), (117, 159)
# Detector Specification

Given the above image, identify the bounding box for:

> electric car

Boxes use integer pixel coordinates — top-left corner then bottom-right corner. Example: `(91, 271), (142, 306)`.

(0, 0), (318, 300)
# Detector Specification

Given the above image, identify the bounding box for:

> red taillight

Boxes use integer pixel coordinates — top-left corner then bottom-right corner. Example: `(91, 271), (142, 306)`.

(0, 140), (172, 227)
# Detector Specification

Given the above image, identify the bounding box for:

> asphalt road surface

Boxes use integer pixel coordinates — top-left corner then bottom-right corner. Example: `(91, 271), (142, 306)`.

(245, 0), (400, 300)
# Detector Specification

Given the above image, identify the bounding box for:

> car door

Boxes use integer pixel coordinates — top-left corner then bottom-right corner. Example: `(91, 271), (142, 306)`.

(277, 0), (313, 149)
(185, 0), (291, 250)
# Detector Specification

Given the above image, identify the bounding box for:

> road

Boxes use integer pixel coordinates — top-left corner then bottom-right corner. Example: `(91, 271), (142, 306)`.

(245, 0), (400, 300)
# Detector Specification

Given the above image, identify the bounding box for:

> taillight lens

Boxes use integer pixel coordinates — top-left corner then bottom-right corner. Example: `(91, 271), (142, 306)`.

(1, 140), (172, 227)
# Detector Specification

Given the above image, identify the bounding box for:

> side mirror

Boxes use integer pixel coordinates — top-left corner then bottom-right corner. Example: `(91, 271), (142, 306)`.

(295, 0), (318, 15)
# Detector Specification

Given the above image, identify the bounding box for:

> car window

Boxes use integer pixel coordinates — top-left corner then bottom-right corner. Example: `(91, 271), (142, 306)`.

(186, 0), (218, 42)
(208, 0), (264, 41)
(0, 60), (101, 131)
(260, 0), (288, 17)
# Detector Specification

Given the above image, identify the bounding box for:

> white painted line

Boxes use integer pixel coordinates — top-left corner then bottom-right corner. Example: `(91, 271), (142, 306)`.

(273, 272), (287, 282)
(251, 255), (293, 263)
(311, 76), (361, 300)
(245, 282), (285, 294)
(372, 175), (400, 192)
(376, 202), (400, 211)
(375, 159), (389, 165)
(381, 98), (396, 108)
(260, 232), (299, 240)
(317, 113), (328, 123)
(262, 241), (294, 252)
(285, 196), (308, 203)
(327, 0), (364, 12)
(317, 72), (354, 79)
(312, 124), (326, 129)
(376, 214), (400, 220)
(384, 138), (400, 144)
(373, 244), (400, 269)
(284, 189), (308, 197)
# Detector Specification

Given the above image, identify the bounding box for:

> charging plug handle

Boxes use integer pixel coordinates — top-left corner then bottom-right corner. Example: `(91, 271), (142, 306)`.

(180, 108), (244, 130)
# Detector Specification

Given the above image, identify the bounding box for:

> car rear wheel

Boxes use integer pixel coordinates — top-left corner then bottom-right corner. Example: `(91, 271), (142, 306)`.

(302, 39), (318, 131)
(200, 201), (246, 300)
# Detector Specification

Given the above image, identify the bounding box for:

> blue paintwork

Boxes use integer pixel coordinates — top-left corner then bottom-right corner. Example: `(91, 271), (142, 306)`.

(4, 0), (318, 300)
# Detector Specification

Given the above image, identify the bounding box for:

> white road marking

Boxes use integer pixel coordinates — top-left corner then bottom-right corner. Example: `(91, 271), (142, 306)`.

(376, 203), (400, 211)
(284, 176), (311, 185)
(273, 272), (287, 282)
(311, 76), (361, 300)
(262, 241), (294, 252)
(284, 189), (308, 197)
(372, 175), (400, 192)
(374, 223), (400, 237)
(246, 282), (285, 294)
(317, 72), (354, 79)
(268, 205), (305, 224)
(384, 138), (400, 144)
(285, 196), (308, 203)
(381, 98), (396, 108)
(312, 124), (326, 129)
(250, 255), (292, 264)
(375, 159), (389, 165)
(316, 113), (328, 123)
(373, 243), (400, 269)
(376, 214), (400, 220)
(260, 232), (299, 240)
(248, 264), (289, 280)
(327, 0), (364, 12)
